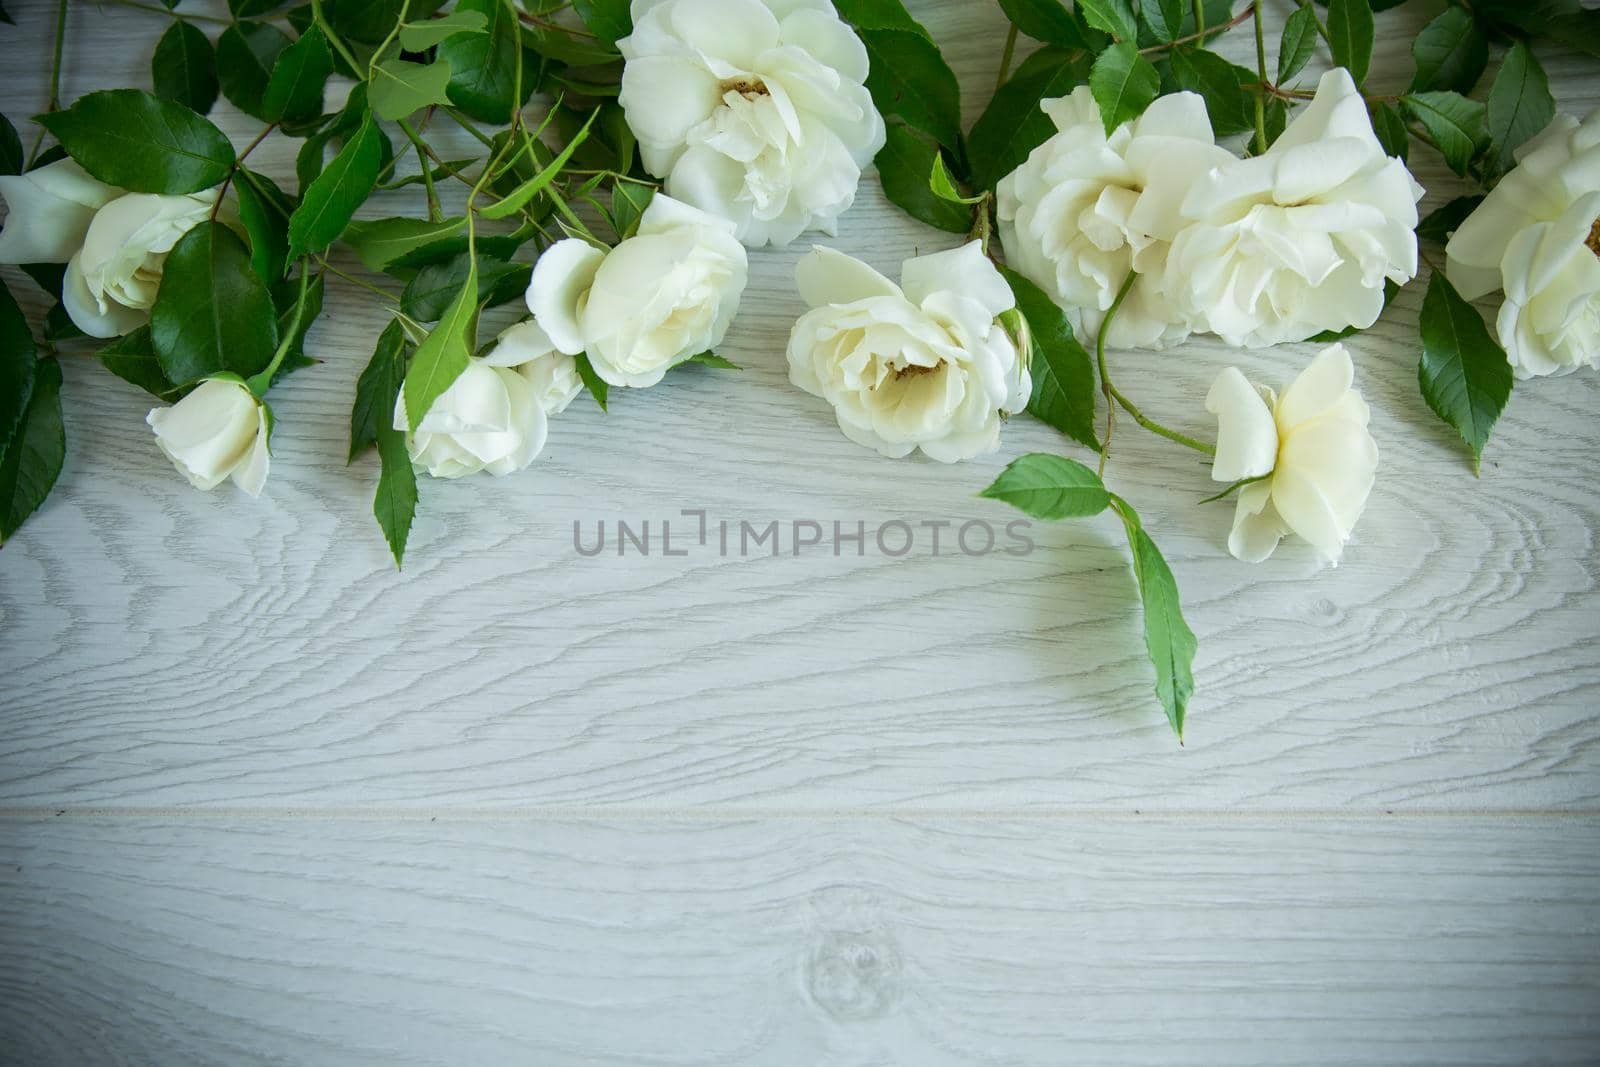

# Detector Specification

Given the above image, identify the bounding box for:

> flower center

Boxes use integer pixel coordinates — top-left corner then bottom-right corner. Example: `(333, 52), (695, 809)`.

(719, 76), (769, 101)
(892, 362), (940, 379)
(1587, 216), (1600, 258)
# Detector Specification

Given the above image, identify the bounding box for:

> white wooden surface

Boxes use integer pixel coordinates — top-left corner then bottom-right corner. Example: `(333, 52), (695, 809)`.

(1, 0), (1598, 1062)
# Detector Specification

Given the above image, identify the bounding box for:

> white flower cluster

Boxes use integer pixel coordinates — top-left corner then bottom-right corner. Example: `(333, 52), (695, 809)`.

(997, 69), (1424, 350)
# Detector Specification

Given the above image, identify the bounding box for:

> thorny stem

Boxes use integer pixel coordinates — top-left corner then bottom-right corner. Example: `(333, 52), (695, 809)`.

(1192, 0), (1206, 38)
(28, 0), (70, 166)
(311, 0), (364, 73)
(1140, 7), (1251, 54)
(397, 118), (442, 221)
(445, 108), (497, 149)
(1252, 0), (1269, 154)
(995, 25), (1018, 92)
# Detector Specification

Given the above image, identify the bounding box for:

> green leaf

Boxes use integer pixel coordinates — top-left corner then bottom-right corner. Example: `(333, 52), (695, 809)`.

(234, 167), (291, 282)
(1110, 498), (1196, 740)
(374, 401), (418, 567)
(828, 0), (934, 37)
(152, 20), (219, 116)
(350, 317), (409, 463)
(322, 0), (407, 43)
(271, 269), (324, 378)
(230, 0), (293, 17)
(0, 355), (64, 545)
(1370, 100), (1409, 161)
(403, 257), (478, 430)
(1410, 6), (1488, 94)
(151, 221), (281, 384)
(610, 182), (655, 241)
(1142, 0), (1185, 41)
(573, 352), (608, 411)
(928, 151), (983, 204)
(437, 0), (525, 125)
(398, 10), (487, 50)
(99, 326), (180, 400)
(0, 112), (22, 175)
(1401, 91), (1486, 177)
(521, 19), (622, 65)
(572, 0), (631, 43)
(1168, 48), (1253, 137)
(287, 112), (383, 262)
(1089, 41), (1159, 135)
(875, 123), (970, 233)
(0, 277), (37, 457)
(479, 108), (597, 219)
(1418, 270), (1512, 473)
(1486, 41), (1555, 177)
(1327, 0), (1374, 83)
(980, 453), (1110, 518)
(1277, 5), (1317, 84)
(997, 0), (1100, 47)
(1077, 0), (1137, 40)
(1001, 268), (1099, 451)
(294, 81), (368, 189)
(37, 89), (234, 194)
(216, 20), (292, 119)
(343, 216), (468, 272)
(262, 25), (333, 125)
(369, 57), (454, 121)
(688, 351), (741, 369)
(968, 46), (1093, 191)
(1416, 194), (1483, 243)
(853, 28), (962, 148)
(402, 253), (529, 321)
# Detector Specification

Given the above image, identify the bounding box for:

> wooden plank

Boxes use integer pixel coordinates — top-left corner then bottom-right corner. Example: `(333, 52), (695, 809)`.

(1, 815), (1597, 1065)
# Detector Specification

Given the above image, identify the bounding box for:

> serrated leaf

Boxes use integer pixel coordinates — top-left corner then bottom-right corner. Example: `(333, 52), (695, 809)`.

(1277, 5), (1317, 84)
(1111, 498), (1196, 740)
(1141, 0), (1185, 41)
(1410, 6), (1488, 94)
(403, 257), (477, 430)
(216, 20), (291, 119)
(1401, 91), (1486, 176)
(479, 109), (597, 219)
(152, 21), (219, 116)
(853, 28), (962, 147)
(369, 57), (454, 121)
(343, 216), (468, 272)
(0, 277), (37, 457)
(99, 326), (180, 400)
(350, 317), (408, 462)
(1089, 41), (1158, 135)
(151, 221), (281, 384)
(610, 182), (655, 240)
(829, 0), (934, 37)
(573, 352), (608, 411)
(437, 0), (524, 125)
(1418, 270), (1511, 472)
(397, 10), (487, 50)
(0, 355), (64, 545)
(979, 453), (1110, 519)
(1000, 267), (1098, 451)
(401, 253), (529, 321)
(38, 89), (234, 193)
(288, 112), (383, 262)
(1371, 100), (1409, 161)
(968, 46), (1093, 191)
(0, 112), (21, 175)
(262, 24), (333, 124)
(1077, 0), (1138, 41)
(374, 407), (418, 567)
(875, 123), (970, 232)
(688, 351), (741, 369)
(1487, 41), (1555, 176)
(1327, 0), (1374, 83)
(997, 0), (1100, 47)
(1168, 48), (1253, 137)
(1416, 194), (1483, 243)
(573, 0), (631, 43)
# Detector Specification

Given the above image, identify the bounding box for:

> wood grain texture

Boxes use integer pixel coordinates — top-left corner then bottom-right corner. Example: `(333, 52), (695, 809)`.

(2, 815), (1598, 1066)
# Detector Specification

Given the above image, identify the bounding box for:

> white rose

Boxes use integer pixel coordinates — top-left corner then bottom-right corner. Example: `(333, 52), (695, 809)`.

(786, 241), (1029, 463)
(482, 320), (584, 415)
(393, 360), (548, 479)
(0, 158), (117, 264)
(617, 0), (885, 247)
(63, 190), (216, 338)
(1446, 110), (1600, 378)
(996, 87), (1232, 349)
(146, 377), (271, 497)
(1205, 343), (1378, 564)
(528, 194), (747, 389)
(1166, 68), (1424, 348)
